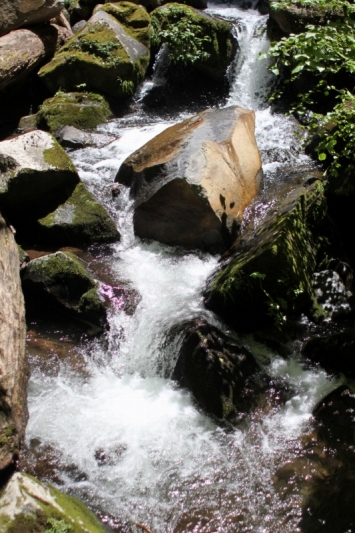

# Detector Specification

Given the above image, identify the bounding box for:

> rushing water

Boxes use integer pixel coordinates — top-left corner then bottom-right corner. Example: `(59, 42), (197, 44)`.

(25, 3), (341, 532)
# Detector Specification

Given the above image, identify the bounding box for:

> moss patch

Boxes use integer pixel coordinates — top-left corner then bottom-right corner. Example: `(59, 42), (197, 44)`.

(43, 138), (77, 172)
(38, 182), (119, 245)
(151, 3), (234, 78)
(38, 5), (150, 98)
(205, 180), (327, 329)
(38, 93), (112, 136)
(0, 473), (106, 533)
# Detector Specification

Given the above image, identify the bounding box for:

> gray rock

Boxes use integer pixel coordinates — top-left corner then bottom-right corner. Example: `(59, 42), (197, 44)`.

(0, 213), (29, 472)
(58, 125), (92, 149)
(72, 19), (87, 33)
(0, 0), (64, 37)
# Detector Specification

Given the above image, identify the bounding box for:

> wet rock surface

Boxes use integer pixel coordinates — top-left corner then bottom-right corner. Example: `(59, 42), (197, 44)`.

(39, 2), (151, 99)
(171, 319), (268, 421)
(116, 106), (262, 252)
(0, 214), (29, 474)
(22, 251), (107, 332)
(0, 0), (64, 37)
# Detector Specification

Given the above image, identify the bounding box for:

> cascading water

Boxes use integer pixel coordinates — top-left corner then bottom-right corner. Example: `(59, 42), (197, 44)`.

(25, 3), (341, 532)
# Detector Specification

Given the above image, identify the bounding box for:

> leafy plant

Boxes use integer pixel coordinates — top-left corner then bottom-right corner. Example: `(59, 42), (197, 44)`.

(151, 5), (212, 65)
(45, 518), (72, 533)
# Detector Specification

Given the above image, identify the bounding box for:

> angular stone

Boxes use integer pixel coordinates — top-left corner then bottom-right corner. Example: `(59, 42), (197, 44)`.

(116, 106), (262, 252)
(0, 214), (29, 472)
(38, 182), (120, 245)
(22, 251), (107, 330)
(38, 2), (151, 99)
(204, 179), (327, 329)
(0, 472), (106, 533)
(0, 0), (64, 37)
(0, 24), (71, 91)
(0, 130), (79, 221)
(58, 125), (92, 148)
(171, 319), (267, 421)
(37, 92), (112, 136)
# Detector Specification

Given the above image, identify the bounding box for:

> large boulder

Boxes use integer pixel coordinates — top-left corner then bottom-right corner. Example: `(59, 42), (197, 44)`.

(0, 0), (64, 37)
(22, 251), (107, 330)
(204, 179), (327, 329)
(0, 472), (106, 533)
(37, 182), (119, 245)
(0, 24), (72, 92)
(37, 91), (113, 136)
(0, 130), (119, 244)
(38, 2), (151, 99)
(151, 3), (234, 79)
(171, 319), (267, 421)
(267, 0), (346, 35)
(116, 106), (262, 252)
(0, 214), (29, 472)
(0, 130), (79, 220)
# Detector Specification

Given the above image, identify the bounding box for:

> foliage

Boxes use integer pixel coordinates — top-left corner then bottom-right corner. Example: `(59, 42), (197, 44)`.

(46, 518), (72, 533)
(151, 5), (212, 64)
(64, 0), (76, 8)
(265, 0), (355, 185)
(313, 91), (355, 191)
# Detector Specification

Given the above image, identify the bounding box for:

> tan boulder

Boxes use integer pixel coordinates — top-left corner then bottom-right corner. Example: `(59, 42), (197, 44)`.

(0, 0), (64, 37)
(0, 214), (29, 472)
(116, 106), (262, 252)
(0, 24), (72, 91)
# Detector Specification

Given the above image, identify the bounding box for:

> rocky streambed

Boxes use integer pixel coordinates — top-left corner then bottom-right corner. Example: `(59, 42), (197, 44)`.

(1, 1), (355, 533)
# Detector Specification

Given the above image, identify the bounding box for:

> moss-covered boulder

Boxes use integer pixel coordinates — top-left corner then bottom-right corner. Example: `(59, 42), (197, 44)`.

(38, 182), (119, 245)
(151, 3), (234, 79)
(37, 92), (113, 136)
(0, 472), (106, 533)
(0, 130), (79, 221)
(268, 0), (347, 35)
(0, 130), (119, 245)
(38, 2), (151, 99)
(22, 251), (107, 330)
(171, 319), (267, 421)
(204, 179), (327, 330)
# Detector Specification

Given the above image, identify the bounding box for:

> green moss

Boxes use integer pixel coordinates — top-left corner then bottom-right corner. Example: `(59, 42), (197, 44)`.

(38, 6), (150, 98)
(38, 93), (112, 135)
(207, 180), (326, 328)
(151, 3), (233, 78)
(38, 182), (119, 245)
(43, 143), (77, 173)
(97, 2), (151, 47)
(0, 474), (106, 533)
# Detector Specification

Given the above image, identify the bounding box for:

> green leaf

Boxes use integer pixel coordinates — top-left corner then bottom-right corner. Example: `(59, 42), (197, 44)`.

(291, 64), (304, 74)
(318, 153), (327, 161)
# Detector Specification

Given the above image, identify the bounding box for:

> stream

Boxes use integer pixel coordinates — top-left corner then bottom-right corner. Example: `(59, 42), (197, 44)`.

(24, 2), (343, 532)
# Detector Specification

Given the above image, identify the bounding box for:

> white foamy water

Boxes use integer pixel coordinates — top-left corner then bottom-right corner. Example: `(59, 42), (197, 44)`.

(26, 4), (338, 532)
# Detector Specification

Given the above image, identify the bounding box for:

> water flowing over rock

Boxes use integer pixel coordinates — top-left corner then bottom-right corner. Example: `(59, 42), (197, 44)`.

(0, 0), (64, 37)
(38, 2), (151, 99)
(0, 130), (119, 245)
(116, 106), (262, 252)
(0, 214), (29, 473)
(22, 251), (107, 331)
(0, 472), (107, 533)
(204, 178), (327, 329)
(172, 319), (267, 421)
(0, 24), (72, 91)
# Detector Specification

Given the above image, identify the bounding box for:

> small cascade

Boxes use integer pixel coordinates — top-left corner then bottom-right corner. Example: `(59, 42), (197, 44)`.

(25, 3), (340, 533)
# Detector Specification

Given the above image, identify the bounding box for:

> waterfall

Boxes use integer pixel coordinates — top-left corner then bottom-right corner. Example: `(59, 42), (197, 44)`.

(25, 4), (340, 532)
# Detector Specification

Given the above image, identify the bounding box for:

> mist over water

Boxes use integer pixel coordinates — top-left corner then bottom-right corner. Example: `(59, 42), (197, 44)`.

(26, 4), (339, 532)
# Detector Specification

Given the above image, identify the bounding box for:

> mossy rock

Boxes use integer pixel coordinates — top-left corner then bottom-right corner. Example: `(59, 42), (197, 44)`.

(37, 92), (113, 136)
(0, 131), (79, 222)
(22, 251), (107, 329)
(37, 182), (120, 245)
(204, 179), (327, 330)
(172, 319), (267, 421)
(38, 3), (151, 99)
(151, 3), (235, 79)
(0, 472), (106, 533)
(268, 0), (347, 34)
